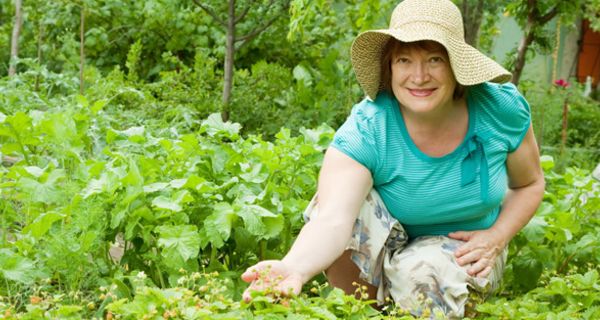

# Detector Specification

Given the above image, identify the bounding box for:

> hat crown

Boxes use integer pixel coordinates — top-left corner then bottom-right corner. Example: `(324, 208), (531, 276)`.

(390, 0), (464, 40)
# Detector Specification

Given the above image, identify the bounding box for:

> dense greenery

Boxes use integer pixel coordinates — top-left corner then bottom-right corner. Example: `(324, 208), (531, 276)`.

(1, 0), (600, 319)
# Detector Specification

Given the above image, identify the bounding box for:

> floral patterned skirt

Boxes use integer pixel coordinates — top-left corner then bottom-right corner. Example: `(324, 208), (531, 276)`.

(303, 189), (507, 319)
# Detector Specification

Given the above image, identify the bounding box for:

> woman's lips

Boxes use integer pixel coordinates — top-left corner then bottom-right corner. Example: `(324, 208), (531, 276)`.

(408, 88), (436, 97)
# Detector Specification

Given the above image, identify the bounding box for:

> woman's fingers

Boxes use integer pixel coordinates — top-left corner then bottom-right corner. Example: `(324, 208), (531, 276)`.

(448, 231), (473, 241)
(242, 275), (274, 302)
(242, 288), (253, 302)
(241, 260), (278, 283)
(466, 256), (492, 276)
(275, 278), (302, 297)
(449, 231), (475, 257)
(476, 265), (493, 278)
(243, 277), (300, 302)
(449, 230), (500, 277)
(453, 243), (496, 276)
(241, 269), (258, 283)
(241, 260), (303, 302)
(455, 247), (481, 266)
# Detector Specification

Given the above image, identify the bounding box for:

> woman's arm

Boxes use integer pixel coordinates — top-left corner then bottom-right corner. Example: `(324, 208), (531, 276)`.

(242, 147), (373, 299)
(282, 147), (373, 282)
(450, 125), (545, 277)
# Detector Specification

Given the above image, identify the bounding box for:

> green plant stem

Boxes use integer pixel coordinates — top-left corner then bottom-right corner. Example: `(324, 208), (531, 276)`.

(104, 241), (113, 270)
(560, 95), (570, 156)
(282, 222), (290, 253)
(210, 245), (217, 263)
(4, 278), (11, 298)
(259, 240), (267, 261)
(155, 262), (165, 288)
(557, 252), (577, 274)
(6, 123), (31, 165)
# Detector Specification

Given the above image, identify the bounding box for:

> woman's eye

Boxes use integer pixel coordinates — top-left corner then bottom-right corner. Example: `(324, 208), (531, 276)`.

(430, 56), (444, 63)
(396, 57), (410, 64)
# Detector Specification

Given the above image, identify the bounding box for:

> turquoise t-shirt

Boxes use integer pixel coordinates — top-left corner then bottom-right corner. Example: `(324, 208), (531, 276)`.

(331, 82), (531, 239)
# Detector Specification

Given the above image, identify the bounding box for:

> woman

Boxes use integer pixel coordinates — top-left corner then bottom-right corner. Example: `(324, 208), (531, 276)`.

(242, 0), (545, 317)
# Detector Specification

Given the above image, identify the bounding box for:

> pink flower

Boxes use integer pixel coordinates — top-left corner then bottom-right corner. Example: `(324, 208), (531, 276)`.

(554, 79), (569, 88)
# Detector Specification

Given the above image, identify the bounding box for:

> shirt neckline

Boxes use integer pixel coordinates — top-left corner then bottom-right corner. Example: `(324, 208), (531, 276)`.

(391, 92), (476, 163)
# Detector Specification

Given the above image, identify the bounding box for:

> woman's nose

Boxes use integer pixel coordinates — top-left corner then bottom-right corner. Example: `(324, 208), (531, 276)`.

(410, 63), (430, 84)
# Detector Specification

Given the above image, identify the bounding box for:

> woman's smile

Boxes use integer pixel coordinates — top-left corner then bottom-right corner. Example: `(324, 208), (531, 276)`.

(408, 88), (437, 97)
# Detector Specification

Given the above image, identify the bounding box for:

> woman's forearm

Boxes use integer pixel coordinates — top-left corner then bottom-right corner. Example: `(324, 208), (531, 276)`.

(281, 147), (373, 285)
(491, 126), (545, 244)
(490, 177), (545, 244)
(281, 215), (354, 284)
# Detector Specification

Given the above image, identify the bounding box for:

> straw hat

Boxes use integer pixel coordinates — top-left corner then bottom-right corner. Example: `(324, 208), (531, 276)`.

(351, 0), (512, 100)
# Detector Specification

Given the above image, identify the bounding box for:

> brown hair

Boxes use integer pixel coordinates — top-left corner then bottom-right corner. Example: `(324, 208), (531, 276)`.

(379, 39), (465, 99)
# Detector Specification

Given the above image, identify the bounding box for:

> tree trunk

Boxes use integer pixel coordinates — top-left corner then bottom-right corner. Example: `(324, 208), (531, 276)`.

(80, 6), (86, 95)
(461, 0), (485, 47)
(512, 28), (535, 85)
(222, 0), (236, 122)
(511, 0), (559, 85)
(35, 24), (44, 91)
(9, 0), (23, 77)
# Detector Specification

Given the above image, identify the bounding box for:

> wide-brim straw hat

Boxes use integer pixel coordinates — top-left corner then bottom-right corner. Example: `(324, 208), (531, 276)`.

(351, 0), (512, 100)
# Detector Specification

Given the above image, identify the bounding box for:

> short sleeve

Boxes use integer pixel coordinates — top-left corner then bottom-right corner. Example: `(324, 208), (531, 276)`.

(330, 100), (380, 172)
(474, 82), (531, 152)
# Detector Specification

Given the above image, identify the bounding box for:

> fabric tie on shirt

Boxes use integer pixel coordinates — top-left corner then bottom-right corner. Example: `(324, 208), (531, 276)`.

(461, 135), (489, 202)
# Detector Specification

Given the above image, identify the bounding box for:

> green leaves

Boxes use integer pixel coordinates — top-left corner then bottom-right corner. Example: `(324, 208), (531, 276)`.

(151, 190), (193, 213)
(478, 269), (600, 318)
(22, 211), (65, 238)
(16, 167), (66, 205)
(202, 113), (241, 139)
(478, 156), (600, 317)
(199, 203), (238, 249)
(237, 205), (284, 240)
(0, 249), (38, 284)
(512, 250), (544, 291)
(156, 225), (201, 262)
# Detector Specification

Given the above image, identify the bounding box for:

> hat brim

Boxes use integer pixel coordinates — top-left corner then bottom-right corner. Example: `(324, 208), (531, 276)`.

(351, 23), (512, 100)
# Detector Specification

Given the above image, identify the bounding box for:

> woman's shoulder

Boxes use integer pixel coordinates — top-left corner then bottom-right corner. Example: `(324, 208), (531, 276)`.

(469, 82), (531, 151)
(351, 91), (396, 121)
(468, 82), (529, 113)
(468, 82), (530, 124)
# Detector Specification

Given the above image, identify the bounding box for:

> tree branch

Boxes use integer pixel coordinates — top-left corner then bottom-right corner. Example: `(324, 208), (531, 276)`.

(527, 0), (537, 22)
(527, 0), (536, 13)
(193, 0), (226, 26)
(235, 1), (289, 44)
(234, 0), (258, 24)
(476, 0), (485, 19)
(539, 6), (558, 24)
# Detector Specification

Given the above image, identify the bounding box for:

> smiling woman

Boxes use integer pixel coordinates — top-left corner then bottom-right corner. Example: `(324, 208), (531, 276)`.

(242, 0), (545, 318)
(386, 40), (468, 157)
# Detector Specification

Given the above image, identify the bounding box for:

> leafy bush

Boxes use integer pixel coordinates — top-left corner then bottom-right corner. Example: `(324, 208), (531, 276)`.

(477, 155), (600, 318)
(1, 73), (334, 295)
(520, 79), (600, 169)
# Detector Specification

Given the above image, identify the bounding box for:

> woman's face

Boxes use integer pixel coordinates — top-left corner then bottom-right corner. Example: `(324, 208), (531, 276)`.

(390, 41), (457, 116)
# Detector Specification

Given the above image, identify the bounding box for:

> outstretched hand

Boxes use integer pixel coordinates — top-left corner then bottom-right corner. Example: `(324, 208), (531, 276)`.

(448, 230), (507, 278)
(241, 260), (304, 302)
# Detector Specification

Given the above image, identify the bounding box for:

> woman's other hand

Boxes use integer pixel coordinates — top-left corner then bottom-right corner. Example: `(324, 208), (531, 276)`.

(241, 260), (304, 302)
(447, 230), (507, 278)
(450, 126), (544, 278)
